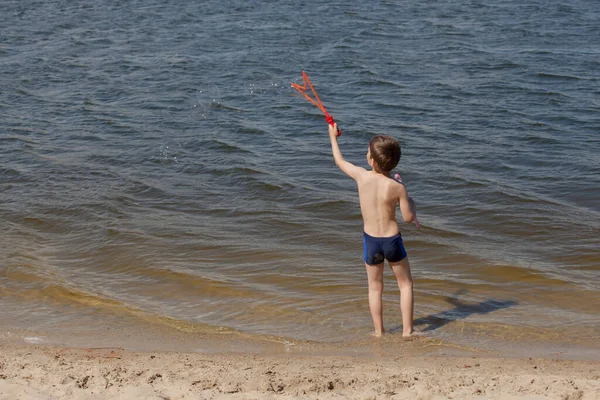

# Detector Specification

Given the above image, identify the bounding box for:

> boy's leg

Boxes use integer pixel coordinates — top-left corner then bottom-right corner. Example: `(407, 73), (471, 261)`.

(388, 257), (414, 337)
(365, 262), (385, 336)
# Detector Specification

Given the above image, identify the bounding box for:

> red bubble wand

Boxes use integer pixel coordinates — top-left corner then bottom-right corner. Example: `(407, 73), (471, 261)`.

(291, 71), (341, 136)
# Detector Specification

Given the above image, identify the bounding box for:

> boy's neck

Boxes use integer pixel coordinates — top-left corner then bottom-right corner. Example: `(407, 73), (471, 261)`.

(371, 168), (391, 177)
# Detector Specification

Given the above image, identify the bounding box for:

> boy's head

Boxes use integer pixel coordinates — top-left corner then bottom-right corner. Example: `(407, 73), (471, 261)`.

(367, 135), (401, 174)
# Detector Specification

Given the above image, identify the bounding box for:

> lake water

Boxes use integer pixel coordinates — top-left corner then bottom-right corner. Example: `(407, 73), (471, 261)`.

(1, 0), (599, 359)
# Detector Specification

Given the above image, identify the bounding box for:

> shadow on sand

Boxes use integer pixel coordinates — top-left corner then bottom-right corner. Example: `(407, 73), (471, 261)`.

(389, 290), (518, 334)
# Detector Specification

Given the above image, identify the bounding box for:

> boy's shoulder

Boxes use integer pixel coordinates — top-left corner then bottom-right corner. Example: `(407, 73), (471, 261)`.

(359, 171), (404, 190)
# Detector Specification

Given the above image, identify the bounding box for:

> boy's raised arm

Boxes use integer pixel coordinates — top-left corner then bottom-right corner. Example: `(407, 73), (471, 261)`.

(328, 123), (365, 180)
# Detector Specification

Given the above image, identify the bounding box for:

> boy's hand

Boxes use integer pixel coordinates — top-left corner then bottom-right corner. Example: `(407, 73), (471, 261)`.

(328, 123), (338, 140)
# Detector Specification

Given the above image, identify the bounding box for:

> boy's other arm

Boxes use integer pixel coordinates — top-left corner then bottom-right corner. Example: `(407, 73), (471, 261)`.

(328, 123), (365, 180)
(397, 184), (416, 223)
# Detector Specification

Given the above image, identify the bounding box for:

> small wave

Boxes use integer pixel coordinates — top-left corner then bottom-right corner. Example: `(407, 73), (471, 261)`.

(373, 101), (433, 114)
(211, 102), (246, 112)
(207, 165), (265, 178)
(5, 271), (240, 336)
(40, 282), (236, 335)
(356, 79), (401, 88)
(238, 126), (266, 135)
(244, 179), (285, 192)
(0, 134), (37, 145)
(0, 167), (28, 183)
(209, 139), (254, 154)
(124, 178), (170, 200)
(537, 72), (581, 81)
(65, 131), (106, 143)
(517, 134), (562, 145)
(295, 198), (352, 212)
(20, 216), (63, 233)
(530, 90), (570, 98)
(443, 178), (488, 191)
(469, 61), (522, 70)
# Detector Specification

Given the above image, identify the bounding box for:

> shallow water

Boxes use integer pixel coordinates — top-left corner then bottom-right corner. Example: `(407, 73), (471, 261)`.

(1, 0), (599, 359)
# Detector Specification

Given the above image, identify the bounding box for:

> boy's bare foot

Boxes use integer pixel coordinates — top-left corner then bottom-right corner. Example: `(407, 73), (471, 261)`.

(370, 329), (385, 338)
(402, 330), (427, 340)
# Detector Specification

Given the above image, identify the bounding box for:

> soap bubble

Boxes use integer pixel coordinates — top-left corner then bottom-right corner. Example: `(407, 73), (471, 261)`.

(190, 84), (221, 119)
(247, 80), (290, 96)
(159, 140), (183, 165)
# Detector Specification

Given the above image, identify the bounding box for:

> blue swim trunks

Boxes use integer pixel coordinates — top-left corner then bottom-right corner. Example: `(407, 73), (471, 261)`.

(363, 232), (407, 265)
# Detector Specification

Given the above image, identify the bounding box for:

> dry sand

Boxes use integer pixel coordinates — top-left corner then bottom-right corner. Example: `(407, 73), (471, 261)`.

(1, 343), (599, 400)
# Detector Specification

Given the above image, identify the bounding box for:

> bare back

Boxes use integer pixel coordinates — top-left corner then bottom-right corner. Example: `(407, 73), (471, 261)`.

(356, 170), (406, 237)
(327, 126), (415, 237)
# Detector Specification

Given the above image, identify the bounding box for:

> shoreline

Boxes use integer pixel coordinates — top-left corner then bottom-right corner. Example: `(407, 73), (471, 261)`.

(3, 321), (599, 363)
(1, 342), (599, 399)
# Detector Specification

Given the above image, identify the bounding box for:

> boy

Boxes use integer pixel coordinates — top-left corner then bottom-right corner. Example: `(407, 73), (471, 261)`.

(328, 123), (417, 338)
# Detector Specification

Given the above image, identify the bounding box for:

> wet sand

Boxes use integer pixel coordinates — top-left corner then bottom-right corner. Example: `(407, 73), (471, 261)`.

(1, 343), (598, 400)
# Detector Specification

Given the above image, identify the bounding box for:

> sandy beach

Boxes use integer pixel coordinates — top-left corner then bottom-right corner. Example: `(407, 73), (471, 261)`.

(1, 343), (598, 400)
